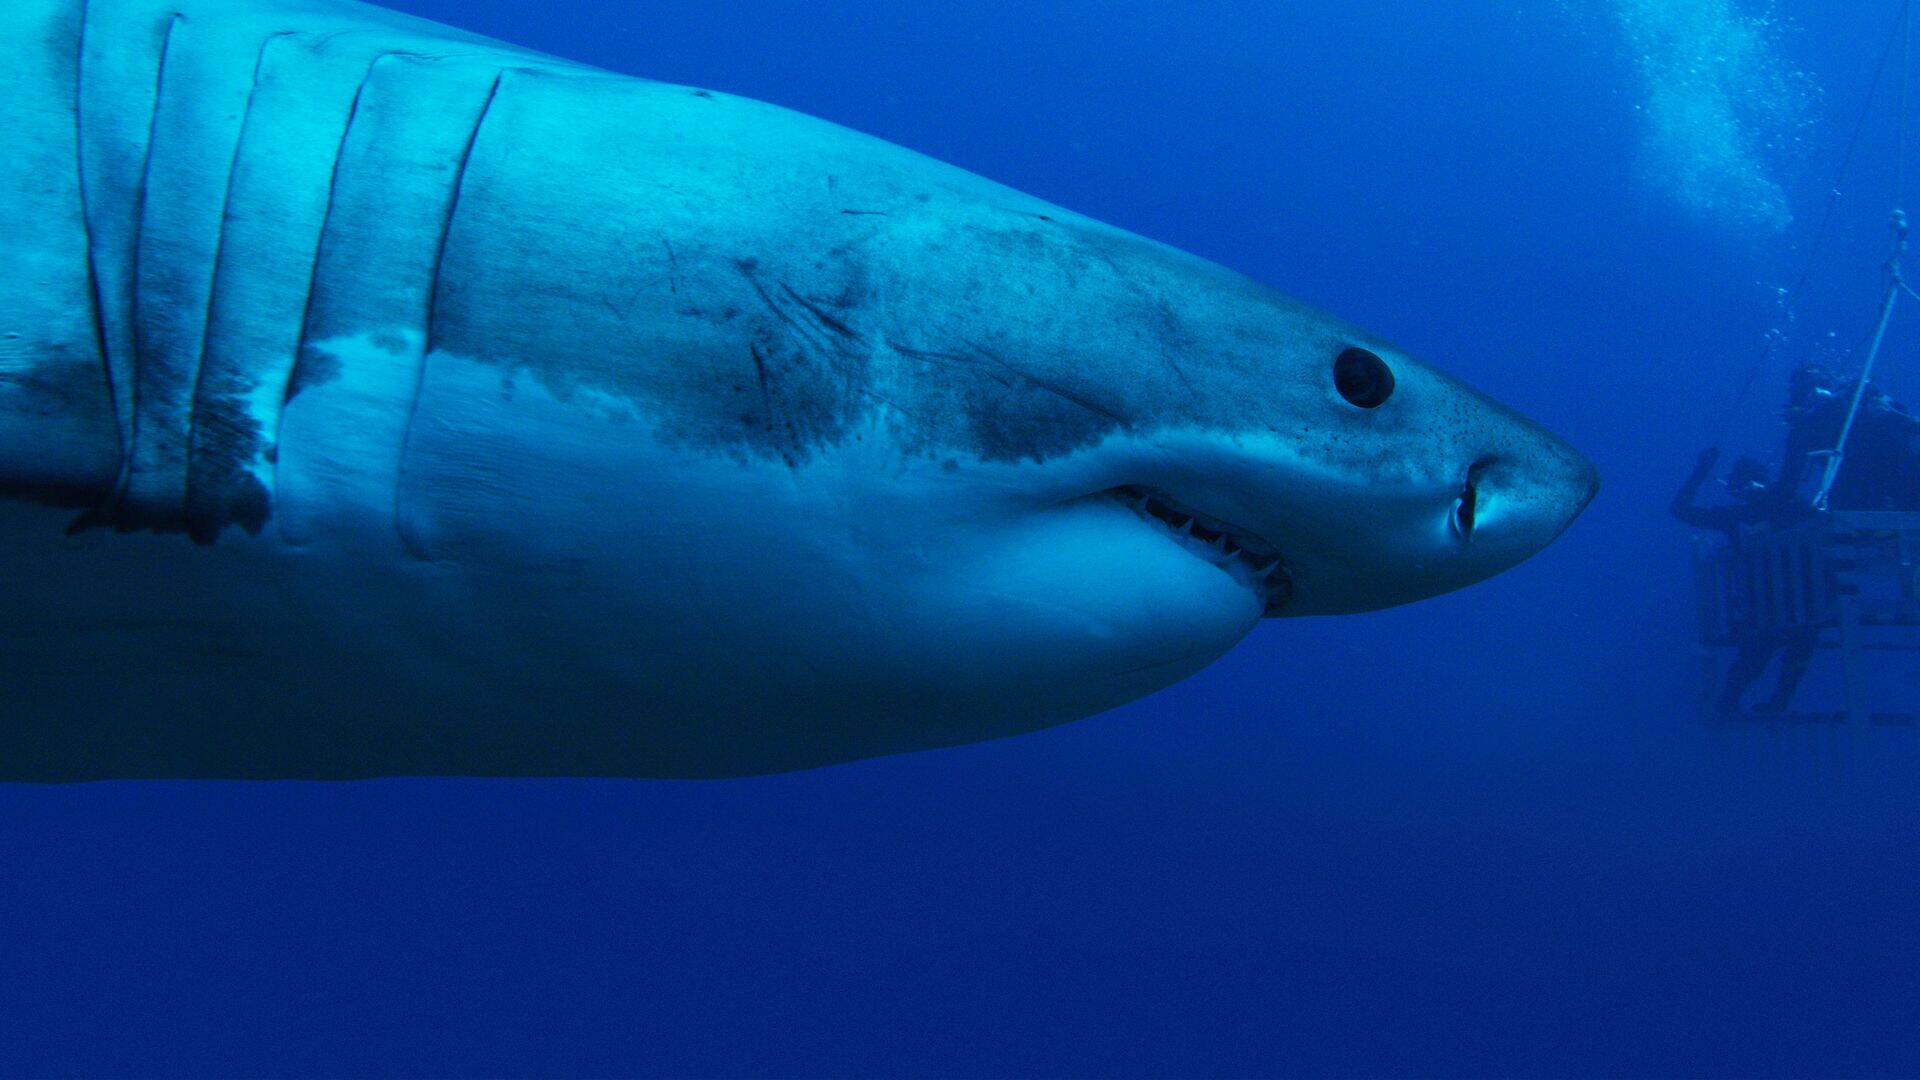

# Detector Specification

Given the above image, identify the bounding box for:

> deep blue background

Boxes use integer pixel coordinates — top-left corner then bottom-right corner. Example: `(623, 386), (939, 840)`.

(5, 2), (1919, 1075)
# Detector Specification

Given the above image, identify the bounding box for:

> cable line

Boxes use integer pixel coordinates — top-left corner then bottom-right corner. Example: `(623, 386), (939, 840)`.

(1813, 0), (1915, 510)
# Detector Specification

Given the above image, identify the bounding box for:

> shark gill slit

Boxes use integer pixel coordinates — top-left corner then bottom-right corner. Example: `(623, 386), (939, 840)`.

(270, 52), (375, 514)
(391, 68), (504, 560)
(179, 30), (285, 541)
(71, 0), (127, 476)
(106, 10), (183, 519)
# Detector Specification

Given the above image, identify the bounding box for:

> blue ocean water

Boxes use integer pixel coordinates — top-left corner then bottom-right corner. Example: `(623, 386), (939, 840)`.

(3, 0), (1918, 1074)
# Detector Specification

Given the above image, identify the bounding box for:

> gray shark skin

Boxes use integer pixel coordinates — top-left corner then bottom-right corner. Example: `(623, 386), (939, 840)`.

(0, 0), (1597, 781)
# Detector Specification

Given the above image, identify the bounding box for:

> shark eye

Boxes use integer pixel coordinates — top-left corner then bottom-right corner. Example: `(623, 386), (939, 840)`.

(1334, 347), (1395, 409)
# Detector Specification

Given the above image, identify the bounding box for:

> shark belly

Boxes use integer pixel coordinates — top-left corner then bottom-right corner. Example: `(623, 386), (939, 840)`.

(0, 351), (1214, 779)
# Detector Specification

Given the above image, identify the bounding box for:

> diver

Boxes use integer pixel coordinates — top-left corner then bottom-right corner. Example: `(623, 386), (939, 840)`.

(1671, 446), (1816, 714)
(1773, 363), (1842, 496)
(1670, 447), (1779, 540)
(1774, 363), (1920, 511)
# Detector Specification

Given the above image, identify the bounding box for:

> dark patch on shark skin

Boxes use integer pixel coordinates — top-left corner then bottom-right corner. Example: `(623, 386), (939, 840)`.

(179, 404), (274, 544)
(0, 353), (112, 416)
(185, 470), (270, 545)
(285, 341), (342, 402)
(886, 336), (1133, 465)
(432, 199), (1217, 470)
(184, 365), (275, 545)
(743, 303), (863, 465)
(118, 242), (211, 535)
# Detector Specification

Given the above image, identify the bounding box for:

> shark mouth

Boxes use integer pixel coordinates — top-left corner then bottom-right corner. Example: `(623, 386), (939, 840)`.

(1111, 486), (1295, 616)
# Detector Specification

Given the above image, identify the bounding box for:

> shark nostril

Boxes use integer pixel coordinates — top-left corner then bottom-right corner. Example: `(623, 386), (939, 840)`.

(1451, 486), (1477, 541)
(1451, 458), (1492, 542)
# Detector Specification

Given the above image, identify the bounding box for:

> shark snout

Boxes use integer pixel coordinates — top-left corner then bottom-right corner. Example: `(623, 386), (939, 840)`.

(1084, 409), (1594, 617)
(1445, 431), (1597, 583)
(1240, 424), (1596, 616)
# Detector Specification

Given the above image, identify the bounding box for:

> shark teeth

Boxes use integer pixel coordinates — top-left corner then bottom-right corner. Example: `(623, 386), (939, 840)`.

(1111, 486), (1293, 614)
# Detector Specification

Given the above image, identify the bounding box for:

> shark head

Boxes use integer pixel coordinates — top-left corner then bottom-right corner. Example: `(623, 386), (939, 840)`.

(382, 85), (1599, 773)
(819, 202), (1592, 654)
(625, 198), (1602, 757)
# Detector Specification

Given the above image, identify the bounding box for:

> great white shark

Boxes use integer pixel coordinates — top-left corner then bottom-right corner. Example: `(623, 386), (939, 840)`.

(0, 0), (1597, 781)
